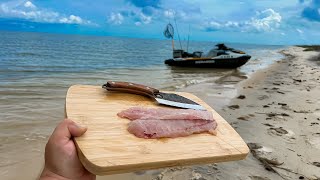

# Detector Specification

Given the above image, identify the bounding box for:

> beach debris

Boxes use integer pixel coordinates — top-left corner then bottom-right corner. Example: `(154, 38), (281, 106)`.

(280, 105), (291, 111)
(268, 127), (296, 142)
(276, 91), (285, 94)
(258, 95), (269, 100)
(230, 122), (238, 127)
(263, 123), (274, 127)
(256, 112), (289, 117)
(310, 122), (319, 126)
(273, 82), (281, 86)
(247, 143), (284, 178)
(247, 143), (263, 149)
(287, 148), (295, 152)
(280, 113), (289, 116)
(293, 110), (311, 113)
(237, 95), (246, 99)
(269, 127), (288, 135)
(263, 105), (270, 108)
(237, 116), (250, 121)
(312, 162), (320, 167)
(293, 79), (302, 82)
(278, 103), (287, 106)
(266, 112), (276, 117)
(228, 105), (240, 110)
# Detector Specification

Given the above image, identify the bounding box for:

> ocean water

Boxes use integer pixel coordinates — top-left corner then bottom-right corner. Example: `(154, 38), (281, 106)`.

(0, 30), (285, 179)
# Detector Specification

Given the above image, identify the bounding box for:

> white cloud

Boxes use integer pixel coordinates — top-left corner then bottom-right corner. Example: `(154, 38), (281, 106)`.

(108, 8), (152, 26)
(139, 13), (151, 24)
(205, 21), (221, 31)
(24, 1), (35, 9)
(225, 21), (240, 28)
(108, 12), (124, 25)
(0, 1), (92, 25)
(135, 21), (141, 26)
(204, 8), (282, 33)
(59, 15), (83, 24)
(164, 9), (174, 18)
(248, 9), (281, 32)
(132, 13), (152, 26)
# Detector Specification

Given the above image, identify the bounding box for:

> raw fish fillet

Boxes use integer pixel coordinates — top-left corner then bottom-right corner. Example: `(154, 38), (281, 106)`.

(118, 107), (213, 121)
(118, 107), (218, 139)
(127, 119), (217, 139)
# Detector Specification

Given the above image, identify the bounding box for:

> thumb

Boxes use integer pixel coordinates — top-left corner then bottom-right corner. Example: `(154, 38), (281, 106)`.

(68, 121), (87, 137)
(49, 119), (87, 144)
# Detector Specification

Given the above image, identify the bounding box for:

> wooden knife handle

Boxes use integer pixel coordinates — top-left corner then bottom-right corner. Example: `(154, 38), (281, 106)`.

(102, 81), (159, 97)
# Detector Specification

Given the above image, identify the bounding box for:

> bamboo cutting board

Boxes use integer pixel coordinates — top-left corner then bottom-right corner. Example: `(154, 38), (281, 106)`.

(65, 85), (249, 175)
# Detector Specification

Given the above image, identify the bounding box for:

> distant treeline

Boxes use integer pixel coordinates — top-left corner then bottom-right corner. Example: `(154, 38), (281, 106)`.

(296, 45), (320, 65)
(296, 45), (320, 52)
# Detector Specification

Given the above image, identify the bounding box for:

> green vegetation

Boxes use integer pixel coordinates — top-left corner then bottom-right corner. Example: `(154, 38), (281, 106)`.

(296, 45), (320, 65)
(296, 45), (320, 51)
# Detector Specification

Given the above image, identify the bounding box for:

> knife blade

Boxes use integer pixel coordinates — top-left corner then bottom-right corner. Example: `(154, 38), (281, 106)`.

(102, 81), (205, 110)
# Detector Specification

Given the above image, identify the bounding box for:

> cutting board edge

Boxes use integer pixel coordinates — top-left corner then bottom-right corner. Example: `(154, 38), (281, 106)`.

(76, 144), (249, 175)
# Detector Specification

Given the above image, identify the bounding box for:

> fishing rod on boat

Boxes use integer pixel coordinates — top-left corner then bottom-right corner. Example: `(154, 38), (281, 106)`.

(187, 24), (190, 52)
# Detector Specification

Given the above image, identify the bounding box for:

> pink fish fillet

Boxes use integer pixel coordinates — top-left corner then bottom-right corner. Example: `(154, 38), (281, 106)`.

(117, 107), (218, 139)
(127, 119), (217, 139)
(117, 107), (214, 121)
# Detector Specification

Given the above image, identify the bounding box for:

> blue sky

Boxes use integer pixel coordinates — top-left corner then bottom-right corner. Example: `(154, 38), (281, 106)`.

(0, 0), (320, 45)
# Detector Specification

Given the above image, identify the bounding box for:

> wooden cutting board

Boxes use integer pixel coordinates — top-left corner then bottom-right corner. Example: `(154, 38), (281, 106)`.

(65, 85), (249, 175)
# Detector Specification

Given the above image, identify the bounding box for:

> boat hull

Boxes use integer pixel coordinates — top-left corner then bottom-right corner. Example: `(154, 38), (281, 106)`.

(164, 55), (251, 68)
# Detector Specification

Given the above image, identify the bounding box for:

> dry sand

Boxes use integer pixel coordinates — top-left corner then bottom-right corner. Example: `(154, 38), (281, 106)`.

(98, 46), (320, 180)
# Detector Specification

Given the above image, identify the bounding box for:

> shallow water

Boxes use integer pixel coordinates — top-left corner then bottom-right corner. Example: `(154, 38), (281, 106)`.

(0, 30), (285, 179)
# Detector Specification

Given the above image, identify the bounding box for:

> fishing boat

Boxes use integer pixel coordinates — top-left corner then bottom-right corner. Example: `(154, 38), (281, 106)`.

(163, 23), (251, 68)
(165, 43), (251, 68)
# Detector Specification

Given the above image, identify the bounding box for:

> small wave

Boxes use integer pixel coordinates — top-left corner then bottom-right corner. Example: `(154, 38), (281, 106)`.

(173, 78), (217, 89)
(14, 52), (50, 57)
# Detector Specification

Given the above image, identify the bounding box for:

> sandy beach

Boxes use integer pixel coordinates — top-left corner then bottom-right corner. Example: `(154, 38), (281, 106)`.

(2, 46), (320, 180)
(97, 46), (320, 180)
(214, 46), (320, 179)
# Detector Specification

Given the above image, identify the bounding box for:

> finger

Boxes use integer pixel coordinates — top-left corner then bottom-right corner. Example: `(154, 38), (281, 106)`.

(50, 119), (86, 143)
(68, 122), (87, 137)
